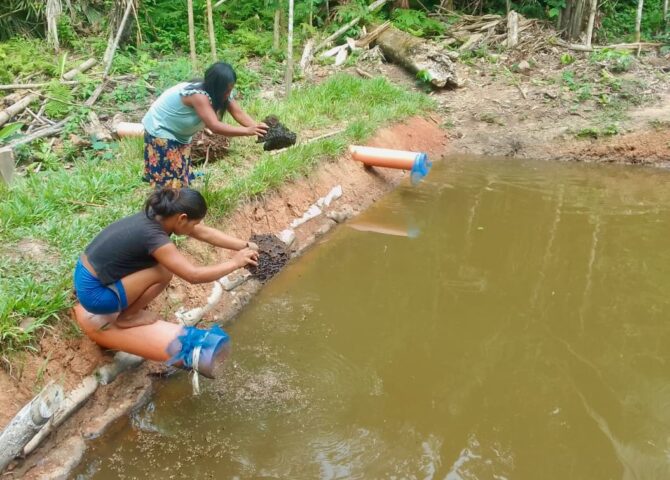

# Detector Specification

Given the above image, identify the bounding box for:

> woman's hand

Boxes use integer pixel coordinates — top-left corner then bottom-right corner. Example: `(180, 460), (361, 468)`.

(233, 248), (259, 268)
(246, 122), (268, 137)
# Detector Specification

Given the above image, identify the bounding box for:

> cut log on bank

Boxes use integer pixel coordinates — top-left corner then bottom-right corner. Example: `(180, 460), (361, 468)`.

(374, 25), (460, 88)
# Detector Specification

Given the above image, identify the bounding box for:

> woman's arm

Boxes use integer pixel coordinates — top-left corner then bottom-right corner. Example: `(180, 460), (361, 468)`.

(190, 223), (259, 251)
(227, 99), (262, 129)
(183, 94), (264, 137)
(152, 242), (258, 284)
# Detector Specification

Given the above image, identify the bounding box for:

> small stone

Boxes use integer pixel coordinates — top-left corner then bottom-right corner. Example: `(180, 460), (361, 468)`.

(327, 207), (354, 223)
(19, 317), (36, 332)
(278, 229), (296, 246)
(517, 60), (531, 73)
(316, 221), (335, 237)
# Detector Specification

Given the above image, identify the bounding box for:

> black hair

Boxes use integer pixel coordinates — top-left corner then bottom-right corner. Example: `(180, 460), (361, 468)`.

(144, 187), (208, 221)
(186, 62), (237, 112)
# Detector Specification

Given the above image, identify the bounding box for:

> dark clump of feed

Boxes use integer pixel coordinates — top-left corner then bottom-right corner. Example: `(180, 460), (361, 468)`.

(257, 115), (297, 151)
(246, 234), (290, 282)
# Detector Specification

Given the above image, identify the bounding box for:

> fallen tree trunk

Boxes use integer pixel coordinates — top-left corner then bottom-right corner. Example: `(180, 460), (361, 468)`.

(0, 384), (63, 472)
(23, 377), (98, 457)
(0, 81), (78, 91)
(62, 58), (97, 80)
(315, 0), (388, 52)
(8, 119), (68, 149)
(0, 93), (39, 128)
(375, 25), (460, 88)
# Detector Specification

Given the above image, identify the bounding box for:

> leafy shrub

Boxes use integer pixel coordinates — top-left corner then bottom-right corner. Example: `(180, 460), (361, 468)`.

(392, 8), (445, 37)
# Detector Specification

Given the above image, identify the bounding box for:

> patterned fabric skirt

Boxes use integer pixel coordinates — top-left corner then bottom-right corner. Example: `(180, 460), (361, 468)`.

(143, 132), (195, 188)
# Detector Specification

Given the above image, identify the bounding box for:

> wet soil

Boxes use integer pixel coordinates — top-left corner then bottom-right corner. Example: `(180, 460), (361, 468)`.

(245, 234), (290, 282)
(190, 131), (230, 162)
(257, 115), (297, 151)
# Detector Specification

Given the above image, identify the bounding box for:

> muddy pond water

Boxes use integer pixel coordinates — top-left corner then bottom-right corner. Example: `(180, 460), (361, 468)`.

(74, 156), (670, 479)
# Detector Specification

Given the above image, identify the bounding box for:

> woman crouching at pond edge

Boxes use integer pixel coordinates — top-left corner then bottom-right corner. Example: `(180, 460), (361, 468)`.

(142, 61), (268, 188)
(73, 188), (259, 328)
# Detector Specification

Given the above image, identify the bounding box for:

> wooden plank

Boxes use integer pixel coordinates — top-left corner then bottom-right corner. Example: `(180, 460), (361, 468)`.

(0, 147), (14, 185)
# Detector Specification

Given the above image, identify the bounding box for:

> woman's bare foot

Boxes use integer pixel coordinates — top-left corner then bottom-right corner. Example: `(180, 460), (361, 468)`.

(115, 310), (159, 328)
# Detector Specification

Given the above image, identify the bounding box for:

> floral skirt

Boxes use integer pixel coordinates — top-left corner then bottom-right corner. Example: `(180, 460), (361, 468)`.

(143, 132), (195, 188)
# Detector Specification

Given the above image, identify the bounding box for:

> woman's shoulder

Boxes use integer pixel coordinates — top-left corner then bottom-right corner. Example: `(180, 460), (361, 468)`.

(179, 83), (212, 104)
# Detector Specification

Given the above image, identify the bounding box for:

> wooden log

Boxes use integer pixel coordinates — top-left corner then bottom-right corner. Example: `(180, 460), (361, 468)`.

(23, 377), (99, 456)
(315, 0), (388, 52)
(0, 81), (78, 91)
(334, 46), (349, 66)
(558, 40), (662, 52)
(0, 147), (14, 185)
(375, 24), (460, 88)
(0, 93), (39, 128)
(62, 58), (97, 80)
(507, 11), (519, 48)
(0, 384), (63, 472)
(8, 119), (68, 149)
(355, 21), (390, 48)
(299, 39), (315, 72)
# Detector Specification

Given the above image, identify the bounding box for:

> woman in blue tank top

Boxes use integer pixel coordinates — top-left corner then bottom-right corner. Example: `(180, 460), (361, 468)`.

(142, 62), (268, 188)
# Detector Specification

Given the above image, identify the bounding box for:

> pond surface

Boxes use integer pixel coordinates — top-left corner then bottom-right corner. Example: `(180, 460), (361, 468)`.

(75, 157), (670, 479)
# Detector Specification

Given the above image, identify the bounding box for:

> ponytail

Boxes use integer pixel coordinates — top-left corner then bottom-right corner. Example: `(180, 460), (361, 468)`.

(144, 187), (208, 220)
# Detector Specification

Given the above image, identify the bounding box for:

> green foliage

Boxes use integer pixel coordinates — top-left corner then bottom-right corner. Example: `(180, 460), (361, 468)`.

(546, 0), (566, 19)
(0, 123), (24, 144)
(560, 53), (576, 65)
(575, 124), (619, 138)
(229, 29), (275, 57)
(0, 0), (46, 40)
(600, 0), (667, 42)
(0, 38), (60, 83)
(392, 8), (445, 37)
(589, 48), (634, 73)
(44, 81), (75, 119)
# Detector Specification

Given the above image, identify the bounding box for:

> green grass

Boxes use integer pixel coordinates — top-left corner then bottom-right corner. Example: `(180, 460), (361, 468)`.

(0, 74), (433, 354)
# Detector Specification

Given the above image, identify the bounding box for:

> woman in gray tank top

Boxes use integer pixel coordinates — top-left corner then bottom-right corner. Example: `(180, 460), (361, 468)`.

(142, 62), (268, 188)
(74, 187), (259, 328)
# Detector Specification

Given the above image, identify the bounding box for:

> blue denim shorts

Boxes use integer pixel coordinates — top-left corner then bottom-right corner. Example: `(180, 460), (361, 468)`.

(73, 259), (128, 314)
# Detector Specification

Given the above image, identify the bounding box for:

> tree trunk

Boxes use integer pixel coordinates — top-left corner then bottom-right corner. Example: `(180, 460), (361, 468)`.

(664, 0), (669, 32)
(273, 8), (281, 50)
(187, 0), (197, 70)
(585, 0), (598, 48)
(375, 24), (460, 88)
(46, 0), (62, 52)
(206, 0), (217, 61)
(507, 11), (519, 48)
(559, 0), (588, 41)
(635, 0), (644, 43)
(0, 384), (63, 472)
(285, 0), (294, 97)
(103, 0), (134, 78)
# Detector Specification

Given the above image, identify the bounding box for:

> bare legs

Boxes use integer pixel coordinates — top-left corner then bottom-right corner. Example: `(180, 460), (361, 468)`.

(115, 264), (173, 328)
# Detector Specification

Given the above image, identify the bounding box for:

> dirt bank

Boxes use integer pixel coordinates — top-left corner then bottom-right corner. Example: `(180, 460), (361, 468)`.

(343, 50), (670, 165)
(3, 116), (448, 478)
